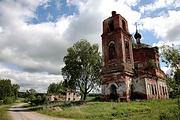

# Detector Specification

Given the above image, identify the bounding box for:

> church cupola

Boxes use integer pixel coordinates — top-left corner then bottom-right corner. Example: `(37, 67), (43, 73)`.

(134, 24), (141, 44)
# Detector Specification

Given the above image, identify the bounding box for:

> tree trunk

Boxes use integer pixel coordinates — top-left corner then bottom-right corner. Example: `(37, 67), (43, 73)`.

(82, 92), (87, 101)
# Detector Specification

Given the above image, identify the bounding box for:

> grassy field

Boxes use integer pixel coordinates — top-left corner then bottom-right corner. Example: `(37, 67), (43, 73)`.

(38, 99), (179, 120)
(0, 105), (11, 120)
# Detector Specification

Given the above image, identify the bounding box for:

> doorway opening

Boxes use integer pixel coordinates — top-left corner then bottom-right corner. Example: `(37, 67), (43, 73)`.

(110, 84), (118, 101)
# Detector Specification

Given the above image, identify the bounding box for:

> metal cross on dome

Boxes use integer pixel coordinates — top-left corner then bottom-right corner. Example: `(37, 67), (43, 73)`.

(135, 22), (141, 31)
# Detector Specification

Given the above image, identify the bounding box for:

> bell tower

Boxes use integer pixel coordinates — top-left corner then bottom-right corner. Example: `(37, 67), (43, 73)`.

(101, 11), (134, 101)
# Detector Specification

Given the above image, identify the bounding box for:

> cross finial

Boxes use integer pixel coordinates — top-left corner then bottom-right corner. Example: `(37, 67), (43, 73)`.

(135, 22), (140, 32)
(135, 22), (138, 30)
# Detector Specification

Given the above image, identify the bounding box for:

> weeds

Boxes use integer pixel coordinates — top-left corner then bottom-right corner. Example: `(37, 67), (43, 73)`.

(37, 99), (177, 120)
(0, 105), (11, 120)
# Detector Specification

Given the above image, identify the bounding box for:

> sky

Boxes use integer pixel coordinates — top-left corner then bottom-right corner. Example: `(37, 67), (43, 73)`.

(0, 0), (180, 93)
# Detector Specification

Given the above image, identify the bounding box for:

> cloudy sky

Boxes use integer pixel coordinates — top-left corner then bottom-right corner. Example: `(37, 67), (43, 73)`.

(0, 0), (180, 93)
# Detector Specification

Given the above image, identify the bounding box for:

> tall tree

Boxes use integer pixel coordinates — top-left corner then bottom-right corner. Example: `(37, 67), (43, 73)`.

(161, 45), (180, 99)
(12, 84), (20, 99)
(62, 40), (101, 100)
(0, 79), (20, 103)
(25, 89), (37, 103)
(0, 79), (12, 100)
(47, 82), (65, 95)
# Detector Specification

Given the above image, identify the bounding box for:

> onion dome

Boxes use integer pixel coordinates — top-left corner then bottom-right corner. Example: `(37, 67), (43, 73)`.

(134, 29), (141, 40)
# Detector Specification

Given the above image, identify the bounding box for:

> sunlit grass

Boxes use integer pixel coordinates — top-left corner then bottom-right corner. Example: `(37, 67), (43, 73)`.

(38, 99), (179, 120)
(0, 105), (11, 120)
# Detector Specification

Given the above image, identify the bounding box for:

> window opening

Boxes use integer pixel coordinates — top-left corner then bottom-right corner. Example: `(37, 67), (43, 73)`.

(109, 43), (116, 60)
(122, 20), (126, 31)
(108, 20), (114, 32)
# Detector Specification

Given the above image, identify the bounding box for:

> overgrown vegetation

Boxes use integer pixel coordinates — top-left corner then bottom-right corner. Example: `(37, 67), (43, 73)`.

(146, 59), (156, 70)
(37, 99), (179, 120)
(0, 79), (20, 104)
(0, 105), (11, 120)
(47, 82), (66, 95)
(25, 89), (48, 106)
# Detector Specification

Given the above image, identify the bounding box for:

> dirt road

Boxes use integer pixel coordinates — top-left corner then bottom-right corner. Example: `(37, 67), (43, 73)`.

(9, 103), (71, 120)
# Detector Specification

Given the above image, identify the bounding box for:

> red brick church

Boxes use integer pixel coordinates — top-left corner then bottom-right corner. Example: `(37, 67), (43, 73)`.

(101, 11), (169, 101)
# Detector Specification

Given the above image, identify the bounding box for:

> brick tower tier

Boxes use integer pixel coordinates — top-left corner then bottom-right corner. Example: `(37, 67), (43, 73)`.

(101, 11), (134, 101)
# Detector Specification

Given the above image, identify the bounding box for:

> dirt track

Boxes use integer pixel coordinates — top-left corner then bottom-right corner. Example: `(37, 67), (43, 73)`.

(9, 103), (70, 120)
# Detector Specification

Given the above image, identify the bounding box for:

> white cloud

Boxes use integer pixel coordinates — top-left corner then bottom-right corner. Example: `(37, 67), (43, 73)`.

(140, 0), (180, 13)
(141, 10), (180, 46)
(2, 0), (179, 92)
(0, 26), (3, 33)
(125, 0), (140, 6)
(0, 0), (142, 92)
(64, 0), (141, 43)
(0, 64), (63, 93)
(152, 41), (180, 47)
(55, 0), (62, 11)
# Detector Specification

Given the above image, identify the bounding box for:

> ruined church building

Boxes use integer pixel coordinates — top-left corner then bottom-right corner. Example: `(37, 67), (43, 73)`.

(101, 11), (169, 101)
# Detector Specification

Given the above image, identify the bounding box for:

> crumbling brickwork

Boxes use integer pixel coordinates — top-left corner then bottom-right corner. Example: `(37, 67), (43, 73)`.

(101, 11), (169, 101)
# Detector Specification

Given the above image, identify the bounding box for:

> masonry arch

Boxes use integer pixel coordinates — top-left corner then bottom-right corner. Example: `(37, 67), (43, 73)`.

(108, 83), (118, 101)
(108, 41), (116, 60)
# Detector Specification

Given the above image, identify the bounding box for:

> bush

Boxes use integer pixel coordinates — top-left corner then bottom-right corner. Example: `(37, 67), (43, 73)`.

(0, 100), (3, 105)
(3, 97), (14, 104)
(30, 95), (48, 106)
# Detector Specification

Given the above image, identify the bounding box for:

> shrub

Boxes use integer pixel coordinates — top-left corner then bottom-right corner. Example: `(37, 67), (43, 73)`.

(3, 97), (14, 104)
(30, 95), (48, 106)
(0, 100), (3, 105)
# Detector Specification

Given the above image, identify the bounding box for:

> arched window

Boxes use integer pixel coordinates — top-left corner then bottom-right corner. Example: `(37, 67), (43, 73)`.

(122, 20), (126, 31)
(109, 42), (116, 60)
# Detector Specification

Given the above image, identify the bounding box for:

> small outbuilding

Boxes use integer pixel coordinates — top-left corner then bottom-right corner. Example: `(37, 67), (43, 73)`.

(66, 90), (81, 101)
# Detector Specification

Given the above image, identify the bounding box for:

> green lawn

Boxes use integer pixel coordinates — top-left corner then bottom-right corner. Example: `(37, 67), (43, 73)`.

(0, 105), (11, 120)
(38, 99), (179, 120)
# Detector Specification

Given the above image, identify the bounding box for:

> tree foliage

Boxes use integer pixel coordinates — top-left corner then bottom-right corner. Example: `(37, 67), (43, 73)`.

(62, 40), (102, 100)
(0, 79), (20, 104)
(161, 45), (180, 71)
(12, 84), (20, 100)
(147, 59), (156, 70)
(25, 89), (37, 103)
(47, 82), (65, 95)
(161, 45), (180, 101)
(25, 89), (48, 105)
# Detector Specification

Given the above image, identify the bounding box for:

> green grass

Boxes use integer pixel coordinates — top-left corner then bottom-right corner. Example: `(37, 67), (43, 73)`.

(15, 98), (25, 103)
(0, 105), (11, 120)
(38, 99), (180, 120)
